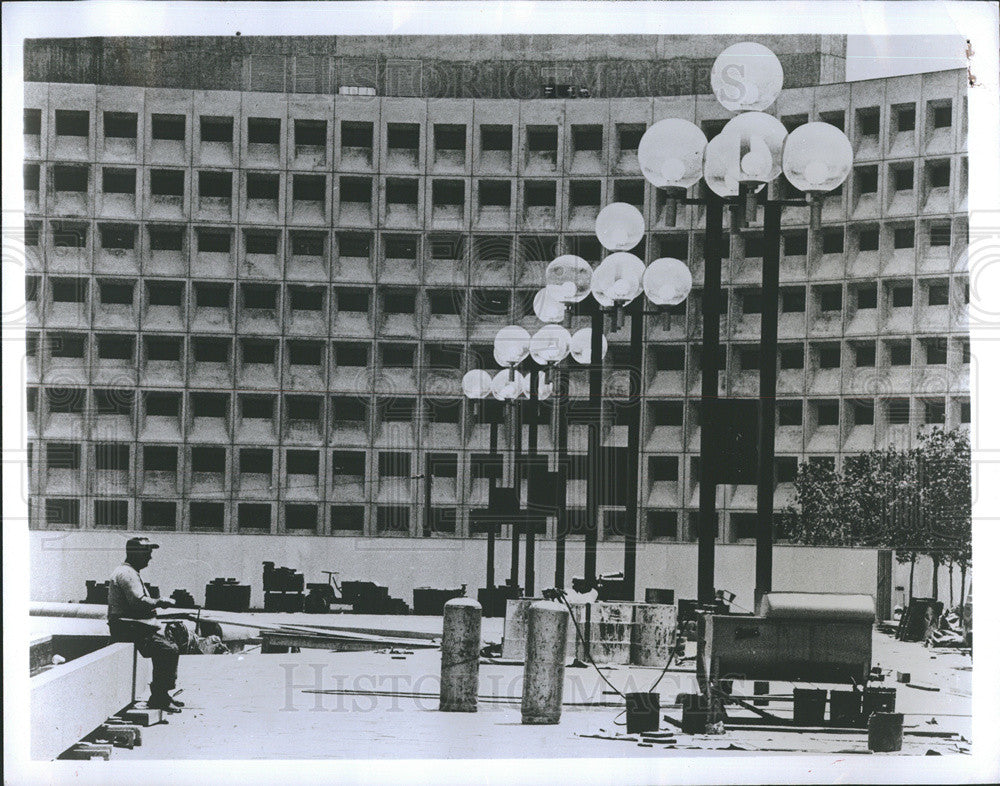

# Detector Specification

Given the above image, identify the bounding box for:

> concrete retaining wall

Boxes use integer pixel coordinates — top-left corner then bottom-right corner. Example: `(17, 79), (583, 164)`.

(28, 530), (912, 611)
(31, 642), (150, 760)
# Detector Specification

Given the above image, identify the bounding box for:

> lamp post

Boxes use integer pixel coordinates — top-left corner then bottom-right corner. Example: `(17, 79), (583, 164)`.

(635, 41), (853, 605)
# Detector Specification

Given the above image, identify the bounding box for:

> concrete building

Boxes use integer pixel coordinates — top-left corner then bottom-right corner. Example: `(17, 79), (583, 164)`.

(22, 36), (968, 555)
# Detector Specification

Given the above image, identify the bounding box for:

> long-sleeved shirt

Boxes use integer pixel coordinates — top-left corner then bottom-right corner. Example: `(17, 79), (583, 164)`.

(108, 563), (158, 621)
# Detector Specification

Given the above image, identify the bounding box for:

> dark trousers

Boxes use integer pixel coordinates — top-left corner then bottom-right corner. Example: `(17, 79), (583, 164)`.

(109, 619), (179, 696)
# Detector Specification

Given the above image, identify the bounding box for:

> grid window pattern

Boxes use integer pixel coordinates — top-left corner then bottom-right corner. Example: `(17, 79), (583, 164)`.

(23, 58), (968, 542)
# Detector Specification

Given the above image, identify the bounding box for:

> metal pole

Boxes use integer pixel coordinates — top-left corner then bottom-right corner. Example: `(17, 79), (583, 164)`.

(756, 197), (781, 606)
(586, 307), (604, 587)
(698, 195), (724, 604)
(554, 364), (568, 589)
(424, 451), (433, 538)
(487, 418), (497, 590)
(526, 369), (539, 597)
(510, 398), (522, 589)
(623, 298), (643, 601)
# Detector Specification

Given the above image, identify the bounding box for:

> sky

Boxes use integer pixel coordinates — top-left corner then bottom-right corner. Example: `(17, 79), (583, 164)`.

(846, 34), (969, 80)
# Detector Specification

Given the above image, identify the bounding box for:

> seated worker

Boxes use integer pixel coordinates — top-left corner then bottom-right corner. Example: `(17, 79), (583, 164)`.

(107, 537), (182, 712)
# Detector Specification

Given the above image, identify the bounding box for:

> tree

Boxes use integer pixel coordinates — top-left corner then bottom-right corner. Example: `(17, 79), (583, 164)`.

(785, 427), (971, 605)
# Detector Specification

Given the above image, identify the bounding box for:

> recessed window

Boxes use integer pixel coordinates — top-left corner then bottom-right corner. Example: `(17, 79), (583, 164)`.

(647, 511), (678, 540)
(857, 227), (880, 251)
(927, 160), (951, 188)
(331, 397), (367, 423)
(95, 443), (130, 471)
(617, 123), (645, 151)
(241, 339), (276, 365)
(240, 284), (277, 310)
(855, 166), (878, 194)
(649, 455), (679, 482)
(740, 289), (762, 314)
(193, 338), (229, 363)
(893, 104), (916, 133)
(144, 281), (182, 307)
(891, 164), (914, 191)
(191, 393), (229, 418)
(739, 347), (760, 371)
(526, 125), (557, 152)
(960, 401), (971, 423)
(286, 395), (322, 422)
(294, 119), (326, 146)
(98, 280), (134, 305)
(92, 388), (130, 415)
(46, 498), (81, 527)
(289, 286), (324, 311)
(96, 334), (132, 360)
(929, 223), (952, 247)
(784, 231), (807, 256)
(853, 400), (875, 425)
(924, 400), (946, 425)
(816, 401), (839, 426)
(240, 395), (274, 419)
(855, 286), (877, 310)
(886, 399), (910, 425)
(339, 176), (372, 203)
(200, 116), (233, 143)
(479, 180), (511, 207)
(146, 336), (182, 362)
(46, 442), (81, 470)
(150, 169), (184, 196)
(288, 341), (322, 366)
(700, 119), (727, 141)
(525, 180), (557, 207)
(293, 175), (325, 201)
(481, 124), (512, 151)
(781, 288), (806, 313)
(892, 284), (913, 308)
(780, 346), (804, 370)
(51, 278), (88, 302)
(330, 505), (365, 531)
(194, 283), (230, 308)
(381, 397), (415, 422)
(819, 287), (842, 311)
(103, 111), (137, 139)
(246, 173), (278, 200)
(856, 107), (880, 136)
(24, 108), (42, 135)
(377, 505), (410, 533)
(340, 121), (373, 149)
(845, 341), (873, 368)
(614, 180), (645, 207)
(144, 445), (177, 472)
(287, 450), (319, 475)
(144, 392), (180, 417)
(151, 114), (185, 141)
(336, 288), (370, 313)
(775, 456), (798, 483)
(53, 165), (88, 192)
(569, 180), (601, 207)
(650, 401), (683, 426)
(383, 291), (416, 314)
(434, 124), (466, 151)
(822, 227), (844, 254)
(927, 282), (950, 306)
(247, 117), (280, 144)
(743, 233), (765, 258)
(572, 125), (602, 152)
(654, 346), (685, 371)
(923, 338), (948, 365)
(338, 232), (372, 259)
(285, 503), (318, 531)
(196, 229), (231, 253)
(889, 342), (911, 366)
(932, 100), (952, 129)
(55, 110), (89, 137)
(381, 345), (416, 368)
(191, 447), (226, 472)
(386, 178), (419, 205)
(778, 400), (803, 426)
(387, 123), (420, 150)
(335, 343), (368, 367)
(49, 332), (87, 358)
(190, 502), (225, 531)
(817, 345), (841, 369)
(432, 179), (465, 207)
(238, 503), (271, 530)
(291, 232), (325, 256)
(379, 451), (411, 477)
(99, 224), (136, 249)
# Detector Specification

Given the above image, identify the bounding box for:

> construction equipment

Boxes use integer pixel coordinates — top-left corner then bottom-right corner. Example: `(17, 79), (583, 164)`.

(304, 571), (346, 613)
(204, 578), (251, 613)
(262, 562), (305, 613)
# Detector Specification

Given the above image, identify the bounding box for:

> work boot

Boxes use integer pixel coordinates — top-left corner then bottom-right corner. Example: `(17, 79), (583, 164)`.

(168, 694), (185, 707)
(147, 687), (182, 713)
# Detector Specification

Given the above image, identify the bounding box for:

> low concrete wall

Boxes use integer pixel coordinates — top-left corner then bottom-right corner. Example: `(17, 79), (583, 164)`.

(31, 530), (892, 611)
(31, 642), (150, 760)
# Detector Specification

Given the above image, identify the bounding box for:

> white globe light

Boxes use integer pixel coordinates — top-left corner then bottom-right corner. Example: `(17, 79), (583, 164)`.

(545, 255), (593, 303)
(637, 119), (708, 189)
(461, 369), (493, 399)
(569, 328), (609, 365)
(721, 112), (788, 184)
(782, 121), (854, 193)
(591, 252), (646, 307)
(642, 258), (694, 306)
(533, 287), (567, 323)
(595, 202), (645, 251)
(491, 369), (526, 401)
(703, 130), (741, 197)
(529, 324), (572, 365)
(493, 325), (530, 368)
(710, 42), (784, 112)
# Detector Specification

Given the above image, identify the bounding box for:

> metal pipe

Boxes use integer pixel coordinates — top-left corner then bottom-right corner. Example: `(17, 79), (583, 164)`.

(623, 298), (644, 601)
(525, 368), (539, 597)
(509, 396), (523, 589)
(756, 197), (781, 605)
(585, 307), (604, 586)
(487, 418), (498, 590)
(554, 364), (568, 589)
(698, 194), (724, 604)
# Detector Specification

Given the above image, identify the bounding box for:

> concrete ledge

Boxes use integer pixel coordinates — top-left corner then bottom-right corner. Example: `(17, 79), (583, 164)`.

(31, 642), (150, 760)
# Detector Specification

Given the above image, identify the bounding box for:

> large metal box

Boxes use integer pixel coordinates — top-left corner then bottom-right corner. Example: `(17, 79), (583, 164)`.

(703, 593), (874, 684)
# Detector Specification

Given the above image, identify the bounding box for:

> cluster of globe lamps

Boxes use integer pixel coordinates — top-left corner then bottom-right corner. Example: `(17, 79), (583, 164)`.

(459, 42), (853, 590)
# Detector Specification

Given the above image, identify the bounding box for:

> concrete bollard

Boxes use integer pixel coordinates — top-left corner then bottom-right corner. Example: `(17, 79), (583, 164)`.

(868, 712), (904, 752)
(439, 598), (482, 712)
(521, 600), (570, 725)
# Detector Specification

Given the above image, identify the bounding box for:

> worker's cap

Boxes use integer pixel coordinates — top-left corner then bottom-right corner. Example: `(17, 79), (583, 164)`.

(125, 536), (159, 553)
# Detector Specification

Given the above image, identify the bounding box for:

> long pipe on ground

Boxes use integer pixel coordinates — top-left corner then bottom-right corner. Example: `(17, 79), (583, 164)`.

(31, 602), (107, 619)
